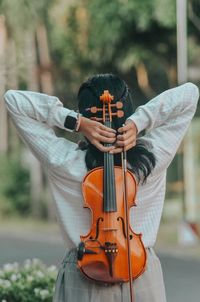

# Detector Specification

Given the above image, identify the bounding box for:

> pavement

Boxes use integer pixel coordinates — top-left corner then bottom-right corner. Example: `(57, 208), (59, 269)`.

(155, 219), (200, 261)
(1, 218), (200, 259)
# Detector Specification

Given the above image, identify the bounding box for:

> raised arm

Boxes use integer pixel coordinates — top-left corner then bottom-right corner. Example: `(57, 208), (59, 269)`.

(113, 83), (199, 174)
(130, 82), (199, 173)
(3, 90), (117, 169)
(3, 90), (78, 167)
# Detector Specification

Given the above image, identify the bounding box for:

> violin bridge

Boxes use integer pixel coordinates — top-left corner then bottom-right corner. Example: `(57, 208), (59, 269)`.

(102, 228), (117, 232)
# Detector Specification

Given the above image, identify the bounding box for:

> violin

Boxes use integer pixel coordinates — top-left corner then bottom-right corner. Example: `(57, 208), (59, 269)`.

(77, 90), (146, 300)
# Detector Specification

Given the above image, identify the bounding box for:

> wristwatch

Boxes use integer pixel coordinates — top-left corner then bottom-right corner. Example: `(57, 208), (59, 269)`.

(64, 111), (81, 132)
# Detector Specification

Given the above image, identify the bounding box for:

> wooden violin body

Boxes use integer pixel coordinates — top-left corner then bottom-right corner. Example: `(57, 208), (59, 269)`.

(77, 166), (147, 283)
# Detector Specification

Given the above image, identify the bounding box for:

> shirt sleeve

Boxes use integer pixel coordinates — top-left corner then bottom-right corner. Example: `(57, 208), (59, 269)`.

(127, 82), (199, 174)
(3, 89), (78, 168)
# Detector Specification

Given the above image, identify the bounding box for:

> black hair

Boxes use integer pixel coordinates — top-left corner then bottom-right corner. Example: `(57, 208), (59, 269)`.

(78, 73), (156, 183)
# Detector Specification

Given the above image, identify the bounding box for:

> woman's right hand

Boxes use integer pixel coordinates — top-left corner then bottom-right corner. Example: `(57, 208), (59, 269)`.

(79, 116), (116, 152)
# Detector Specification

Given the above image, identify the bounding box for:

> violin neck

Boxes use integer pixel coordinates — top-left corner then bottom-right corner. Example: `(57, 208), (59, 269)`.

(103, 121), (117, 212)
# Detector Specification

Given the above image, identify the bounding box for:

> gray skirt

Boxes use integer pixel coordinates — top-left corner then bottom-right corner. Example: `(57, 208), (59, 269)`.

(53, 248), (167, 302)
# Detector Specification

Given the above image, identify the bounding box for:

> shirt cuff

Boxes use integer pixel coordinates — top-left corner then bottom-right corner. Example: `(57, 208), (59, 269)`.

(127, 109), (150, 134)
(48, 104), (78, 132)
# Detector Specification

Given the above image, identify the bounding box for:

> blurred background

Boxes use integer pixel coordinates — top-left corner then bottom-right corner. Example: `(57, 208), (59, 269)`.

(0, 0), (200, 301)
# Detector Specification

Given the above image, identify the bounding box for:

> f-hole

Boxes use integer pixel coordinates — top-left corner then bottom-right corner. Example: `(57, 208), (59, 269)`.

(94, 217), (104, 239)
(117, 216), (127, 238)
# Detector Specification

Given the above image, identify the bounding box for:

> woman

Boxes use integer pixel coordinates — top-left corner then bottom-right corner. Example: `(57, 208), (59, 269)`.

(3, 74), (199, 302)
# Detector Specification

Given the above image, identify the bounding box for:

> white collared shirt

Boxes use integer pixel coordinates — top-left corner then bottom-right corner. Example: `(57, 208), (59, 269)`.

(3, 83), (199, 249)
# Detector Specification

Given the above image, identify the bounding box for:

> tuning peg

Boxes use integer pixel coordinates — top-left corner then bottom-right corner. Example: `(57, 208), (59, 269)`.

(110, 101), (123, 109)
(111, 110), (124, 118)
(85, 106), (103, 114)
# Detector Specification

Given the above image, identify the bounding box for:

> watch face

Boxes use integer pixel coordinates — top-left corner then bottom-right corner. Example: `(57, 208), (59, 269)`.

(64, 115), (77, 130)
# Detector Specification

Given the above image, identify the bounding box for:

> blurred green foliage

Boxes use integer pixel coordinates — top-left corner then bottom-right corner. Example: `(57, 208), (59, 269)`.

(0, 0), (199, 106)
(0, 155), (30, 216)
(48, 0), (200, 109)
(49, 0), (177, 105)
(0, 0), (51, 32)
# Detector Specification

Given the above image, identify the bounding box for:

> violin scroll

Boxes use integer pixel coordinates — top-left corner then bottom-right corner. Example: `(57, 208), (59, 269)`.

(86, 90), (124, 122)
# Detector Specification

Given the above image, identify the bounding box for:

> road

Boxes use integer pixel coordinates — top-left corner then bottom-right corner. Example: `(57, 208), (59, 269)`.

(0, 234), (199, 302)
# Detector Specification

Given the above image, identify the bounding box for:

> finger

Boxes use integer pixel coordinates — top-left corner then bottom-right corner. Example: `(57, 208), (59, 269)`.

(115, 136), (136, 147)
(124, 142), (136, 151)
(97, 134), (116, 144)
(99, 123), (116, 133)
(110, 142), (136, 154)
(117, 131), (132, 141)
(99, 129), (116, 138)
(118, 123), (132, 133)
(109, 147), (123, 154)
(94, 141), (115, 152)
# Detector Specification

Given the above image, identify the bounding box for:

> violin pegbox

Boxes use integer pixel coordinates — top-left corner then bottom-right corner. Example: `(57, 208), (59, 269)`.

(86, 90), (124, 122)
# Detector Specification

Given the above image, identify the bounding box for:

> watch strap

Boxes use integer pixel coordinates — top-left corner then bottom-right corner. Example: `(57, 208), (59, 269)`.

(64, 111), (78, 132)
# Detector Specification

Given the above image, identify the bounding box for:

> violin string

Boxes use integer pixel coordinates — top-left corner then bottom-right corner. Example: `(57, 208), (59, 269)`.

(104, 103), (107, 244)
(107, 145), (110, 243)
(108, 113), (112, 244)
(105, 105), (110, 244)
(104, 99), (117, 267)
(110, 110), (115, 244)
(110, 142), (112, 240)
(111, 152), (115, 244)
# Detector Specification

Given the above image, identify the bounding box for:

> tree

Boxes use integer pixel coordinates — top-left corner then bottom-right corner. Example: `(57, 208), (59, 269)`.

(49, 0), (177, 108)
(0, 0), (55, 219)
(49, 0), (200, 109)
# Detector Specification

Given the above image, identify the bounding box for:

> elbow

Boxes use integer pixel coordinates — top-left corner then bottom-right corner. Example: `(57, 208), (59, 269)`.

(4, 89), (16, 105)
(192, 83), (199, 103)
(3, 90), (20, 115)
(185, 82), (199, 104)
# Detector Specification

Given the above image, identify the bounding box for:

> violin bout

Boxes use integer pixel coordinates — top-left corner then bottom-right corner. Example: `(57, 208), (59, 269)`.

(77, 167), (147, 284)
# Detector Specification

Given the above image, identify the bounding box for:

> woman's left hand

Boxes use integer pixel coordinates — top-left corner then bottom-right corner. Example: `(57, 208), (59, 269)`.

(110, 120), (138, 154)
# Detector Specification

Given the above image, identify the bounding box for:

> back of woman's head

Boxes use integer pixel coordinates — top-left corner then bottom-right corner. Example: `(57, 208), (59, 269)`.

(77, 73), (156, 183)
(78, 74), (134, 131)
